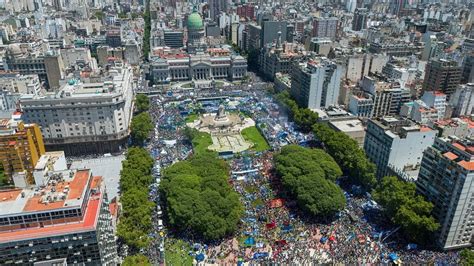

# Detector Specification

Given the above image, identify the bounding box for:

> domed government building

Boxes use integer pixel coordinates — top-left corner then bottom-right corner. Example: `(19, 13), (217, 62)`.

(187, 6), (206, 53)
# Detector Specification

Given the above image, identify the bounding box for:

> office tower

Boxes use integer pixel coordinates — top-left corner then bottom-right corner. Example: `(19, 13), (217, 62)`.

(163, 30), (184, 48)
(105, 28), (122, 48)
(450, 83), (474, 117)
(19, 63), (134, 156)
(0, 119), (45, 186)
(290, 58), (342, 110)
(364, 117), (436, 180)
(422, 58), (462, 99)
(416, 137), (474, 250)
(352, 8), (368, 31)
(209, 0), (227, 22)
(261, 21), (287, 47)
(462, 54), (474, 83)
(312, 17), (338, 41)
(0, 169), (118, 264)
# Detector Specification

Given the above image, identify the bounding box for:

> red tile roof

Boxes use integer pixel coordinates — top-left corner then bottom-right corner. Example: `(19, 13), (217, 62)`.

(458, 161), (474, 171)
(443, 152), (458, 161)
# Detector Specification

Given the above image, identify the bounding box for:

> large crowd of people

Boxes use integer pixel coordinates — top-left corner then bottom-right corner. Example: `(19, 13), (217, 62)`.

(145, 88), (460, 265)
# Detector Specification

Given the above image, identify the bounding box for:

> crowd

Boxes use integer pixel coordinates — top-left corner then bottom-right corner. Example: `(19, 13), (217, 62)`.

(144, 87), (460, 265)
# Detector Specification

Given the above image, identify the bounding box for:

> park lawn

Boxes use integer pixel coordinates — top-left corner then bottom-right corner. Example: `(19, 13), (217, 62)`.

(185, 113), (199, 123)
(0, 167), (8, 187)
(191, 131), (213, 156)
(241, 126), (270, 152)
(165, 238), (193, 266)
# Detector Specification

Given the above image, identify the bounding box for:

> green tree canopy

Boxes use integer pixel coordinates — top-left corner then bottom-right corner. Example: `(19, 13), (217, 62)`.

(117, 148), (155, 251)
(160, 153), (243, 241)
(276, 91), (318, 133)
(135, 94), (150, 113)
(122, 254), (151, 266)
(313, 123), (376, 188)
(131, 112), (153, 144)
(274, 145), (345, 217)
(373, 176), (439, 244)
(460, 249), (474, 266)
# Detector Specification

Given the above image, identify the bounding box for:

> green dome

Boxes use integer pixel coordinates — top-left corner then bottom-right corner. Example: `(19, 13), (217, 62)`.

(187, 8), (203, 30)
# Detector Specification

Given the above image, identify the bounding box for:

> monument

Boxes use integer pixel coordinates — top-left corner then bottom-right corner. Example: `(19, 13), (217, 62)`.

(187, 105), (255, 153)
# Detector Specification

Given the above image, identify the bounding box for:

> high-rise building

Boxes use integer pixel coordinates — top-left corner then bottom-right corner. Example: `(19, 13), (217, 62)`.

(450, 83), (474, 117)
(290, 58), (342, 110)
(461, 54), (474, 83)
(261, 21), (287, 47)
(364, 117), (436, 180)
(352, 8), (368, 31)
(416, 136), (474, 250)
(422, 58), (462, 99)
(0, 169), (118, 264)
(0, 119), (45, 186)
(312, 17), (338, 41)
(209, 0), (227, 22)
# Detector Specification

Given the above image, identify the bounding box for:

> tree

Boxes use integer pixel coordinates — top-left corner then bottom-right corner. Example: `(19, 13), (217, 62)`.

(131, 113), (153, 144)
(274, 145), (345, 217)
(135, 94), (150, 113)
(460, 249), (474, 266)
(123, 254), (151, 266)
(276, 91), (318, 133)
(313, 123), (376, 188)
(117, 148), (155, 252)
(160, 153), (243, 241)
(94, 11), (105, 20)
(142, 0), (151, 59)
(373, 176), (439, 244)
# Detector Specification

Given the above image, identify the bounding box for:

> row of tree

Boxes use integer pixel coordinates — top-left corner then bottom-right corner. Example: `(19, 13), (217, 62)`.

(373, 176), (439, 244)
(117, 148), (155, 252)
(313, 123), (376, 189)
(142, 0), (151, 59)
(131, 95), (153, 145)
(276, 91), (319, 133)
(160, 153), (243, 241)
(274, 145), (346, 217)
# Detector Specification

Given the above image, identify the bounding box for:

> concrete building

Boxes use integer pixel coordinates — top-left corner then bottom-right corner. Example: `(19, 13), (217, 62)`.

(105, 28), (122, 48)
(123, 40), (141, 65)
(60, 47), (96, 70)
(312, 17), (338, 41)
(305, 38), (333, 56)
(19, 63), (134, 155)
(364, 117), (436, 180)
(450, 83), (474, 117)
(0, 169), (118, 264)
(5, 45), (65, 90)
(349, 94), (374, 118)
(345, 54), (389, 83)
(149, 51), (247, 84)
(352, 8), (368, 31)
(0, 119), (45, 186)
(416, 136), (474, 250)
(368, 41), (423, 57)
(290, 58), (342, 110)
(259, 41), (303, 81)
(261, 21), (288, 47)
(462, 54), (474, 84)
(0, 73), (41, 95)
(423, 58), (462, 99)
(163, 30), (184, 48)
(328, 118), (366, 146)
(432, 118), (474, 139)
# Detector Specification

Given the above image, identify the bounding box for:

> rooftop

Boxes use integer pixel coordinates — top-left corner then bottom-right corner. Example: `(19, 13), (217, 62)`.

(0, 169), (93, 217)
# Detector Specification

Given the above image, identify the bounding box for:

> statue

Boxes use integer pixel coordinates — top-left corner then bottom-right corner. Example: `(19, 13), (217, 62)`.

(216, 105), (226, 120)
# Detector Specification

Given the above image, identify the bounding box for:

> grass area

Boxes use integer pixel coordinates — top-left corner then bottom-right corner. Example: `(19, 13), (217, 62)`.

(185, 113), (199, 123)
(181, 83), (193, 88)
(191, 131), (213, 156)
(251, 198), (264, 208)
(241, 126), (270, 152)
(165, 238), (193, 266)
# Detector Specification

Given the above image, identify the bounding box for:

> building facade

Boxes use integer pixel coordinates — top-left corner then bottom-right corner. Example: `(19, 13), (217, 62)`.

(422, 58), (462, 99)
(364, 117), (437, 180)
(0, 119), (45, 185)
(19, 64), (134, 155)
(416, 137), (474, 250)
(450, 83), (474, 117)
(149, 53), (247, 84)
(290, 58), (342, 110)
(312, 17), (338, 41)
(0, 169), (117, 264)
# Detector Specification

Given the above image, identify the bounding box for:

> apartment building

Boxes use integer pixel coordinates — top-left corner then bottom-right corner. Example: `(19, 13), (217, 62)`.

(0, 119), (45, 186)
(450, 83), (474, 117)
(422, 58), (462, 99)
(0, 169), (117, 264)
(290, 57), (342, 110)
(19, 63), (134, 155)
(416, 137), (474, 250)
(364, 117), (436, 180)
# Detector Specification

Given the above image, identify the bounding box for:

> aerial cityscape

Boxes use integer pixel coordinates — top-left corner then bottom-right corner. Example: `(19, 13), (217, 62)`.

(0, 0), (472, 265)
